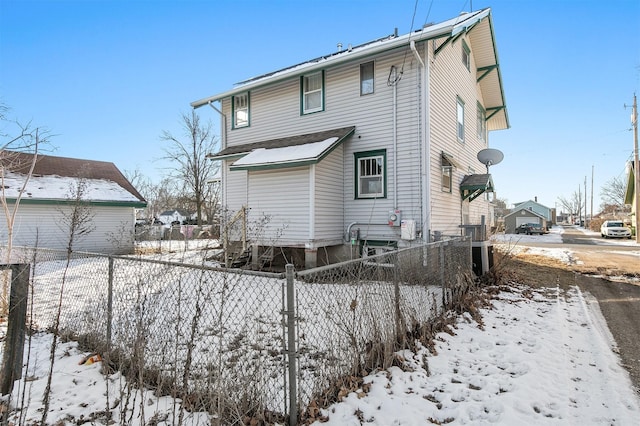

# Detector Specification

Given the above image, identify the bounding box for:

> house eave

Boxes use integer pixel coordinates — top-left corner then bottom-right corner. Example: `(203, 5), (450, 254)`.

(191, 8), (492, 109)
(5, 198), (147, 208)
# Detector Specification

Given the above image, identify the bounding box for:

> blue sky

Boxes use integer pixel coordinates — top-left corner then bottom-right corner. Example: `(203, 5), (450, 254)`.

(1, 0), (639, 212)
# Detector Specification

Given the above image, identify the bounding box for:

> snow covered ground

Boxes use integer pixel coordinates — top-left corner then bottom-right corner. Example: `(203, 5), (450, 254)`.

(1, 232), (639, 425)
(312, 284), (640, 424)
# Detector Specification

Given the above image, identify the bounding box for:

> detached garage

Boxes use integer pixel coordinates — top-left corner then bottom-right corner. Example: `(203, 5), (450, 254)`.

(1, 151), (146, 254)
(504, 207), (548, 234)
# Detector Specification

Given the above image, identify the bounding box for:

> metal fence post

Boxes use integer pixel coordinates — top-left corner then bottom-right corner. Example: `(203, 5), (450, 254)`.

(107, 257), (114, 348)
(0, 263), (30, 396)
(439, 242), (446, 307)
(285, 264), (297, 426)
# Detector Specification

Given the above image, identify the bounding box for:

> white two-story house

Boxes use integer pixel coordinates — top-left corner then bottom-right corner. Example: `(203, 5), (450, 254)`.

(192, 7), (509, 268)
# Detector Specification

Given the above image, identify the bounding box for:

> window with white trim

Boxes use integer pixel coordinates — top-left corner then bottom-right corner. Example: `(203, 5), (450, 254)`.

(301, 71), (324, 114)
(477, 102), (486, 143)
(360, 61), (374, 95)
(232, 92), (249, 128)
(462, 40), (470, 71)
(355, 150), (386, 199)
(457, 97), (465, 142)
(442, 165), (452, 193)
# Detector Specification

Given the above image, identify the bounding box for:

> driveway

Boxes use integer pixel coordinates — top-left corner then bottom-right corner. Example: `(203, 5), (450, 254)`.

(493, 225), (640, 394)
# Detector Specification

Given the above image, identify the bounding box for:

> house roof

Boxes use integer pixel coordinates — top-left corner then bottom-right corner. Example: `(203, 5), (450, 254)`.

(208, 126), (356, 169)
(159, 209), (192, 216)
(0, 151), (146, 206)
(513, 200), (551, 211)
(504, 206), (548, 220)
(460, 174), (494, 202)
(191, 8), (508, 131)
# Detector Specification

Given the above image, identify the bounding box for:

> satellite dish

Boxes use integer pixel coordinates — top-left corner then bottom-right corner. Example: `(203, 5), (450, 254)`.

(477, 148), (504, 172)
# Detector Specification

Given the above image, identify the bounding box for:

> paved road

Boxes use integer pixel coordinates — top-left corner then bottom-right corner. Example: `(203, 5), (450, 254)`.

(574, 275), (640, 395)
(519, 225), (640, 394)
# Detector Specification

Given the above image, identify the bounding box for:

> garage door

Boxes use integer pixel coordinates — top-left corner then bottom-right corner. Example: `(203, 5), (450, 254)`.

(516, 217), (540, 226)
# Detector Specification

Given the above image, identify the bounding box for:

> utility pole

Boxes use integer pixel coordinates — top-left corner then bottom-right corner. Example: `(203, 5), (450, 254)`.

(633, 94), (639, 243)
(590, 165), (594, 229)
(584, 176), (587, 228)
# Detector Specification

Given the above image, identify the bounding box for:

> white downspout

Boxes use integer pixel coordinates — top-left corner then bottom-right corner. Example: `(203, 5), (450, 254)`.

(410, 40), (431, 242)
(392, 67), (398, 209)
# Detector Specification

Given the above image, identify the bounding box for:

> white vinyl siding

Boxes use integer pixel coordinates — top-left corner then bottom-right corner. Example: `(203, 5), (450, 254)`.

(218, 34), (491, 243)
(247, 167), (310, 244)
(1, 203), (135, 254)
(430, 35), (493, 235)
(224, 163), (247, 211)
(313, 148), (344, 240)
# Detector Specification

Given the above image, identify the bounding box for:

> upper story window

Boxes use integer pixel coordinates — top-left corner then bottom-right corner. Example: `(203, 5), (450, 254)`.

(477, 102), (486, 143)
(355, 149), (386, 199)
(457, 97), (465, 143)
(360, 61), (374, 95)
(301, 71), (324, 114)
(232, 92), (250, 128)
(462, 40), (470, 71)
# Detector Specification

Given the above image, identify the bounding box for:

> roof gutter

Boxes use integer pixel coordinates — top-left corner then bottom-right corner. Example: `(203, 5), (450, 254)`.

(191, 9), (490, 108)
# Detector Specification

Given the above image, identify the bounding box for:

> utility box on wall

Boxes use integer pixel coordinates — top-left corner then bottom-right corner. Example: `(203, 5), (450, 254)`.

(388, 210), (402, 227)
(401, 220), (416, 240)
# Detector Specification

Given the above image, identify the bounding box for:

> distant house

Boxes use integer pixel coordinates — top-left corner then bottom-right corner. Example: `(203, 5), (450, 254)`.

(158, 209), (195, 225)
(504, 207), (548, 234)
(192, 8), (509, 267)
(511, 199), (555, 228)
(0, 151), (146, 254)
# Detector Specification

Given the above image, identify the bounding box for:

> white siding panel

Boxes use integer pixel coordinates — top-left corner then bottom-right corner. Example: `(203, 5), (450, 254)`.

(429, 35), (493, 236)
(247, 167), (310, 245)
(1, 204), (135, 254)
(224, 162), (247, 212)
(313, 148), (344, 240)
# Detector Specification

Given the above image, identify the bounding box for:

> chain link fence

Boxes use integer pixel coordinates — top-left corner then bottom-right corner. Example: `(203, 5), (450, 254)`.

(0, 236), (472, 425)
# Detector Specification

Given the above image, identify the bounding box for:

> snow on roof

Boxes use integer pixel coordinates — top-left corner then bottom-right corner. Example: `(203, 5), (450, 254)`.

(2, 172), (143, 204)
(191, 9), (491, 108)
(231, 137), (339, 169)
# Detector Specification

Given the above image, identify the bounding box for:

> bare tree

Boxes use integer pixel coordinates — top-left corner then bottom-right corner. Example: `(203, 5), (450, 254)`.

(41, 174), (95, 424)
(599, 176), (627, 211)
(0, 105), (51, 314)
(160, 111), (219, 225)
(558, 189), (583, 223)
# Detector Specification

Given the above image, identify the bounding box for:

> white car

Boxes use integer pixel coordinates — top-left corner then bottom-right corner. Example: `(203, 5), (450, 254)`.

(600, 220), (631, 239)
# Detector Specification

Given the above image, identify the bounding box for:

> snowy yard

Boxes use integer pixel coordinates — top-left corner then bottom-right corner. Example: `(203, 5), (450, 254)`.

(3, 280), (638, 425)
(1, 235), (639, 425)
